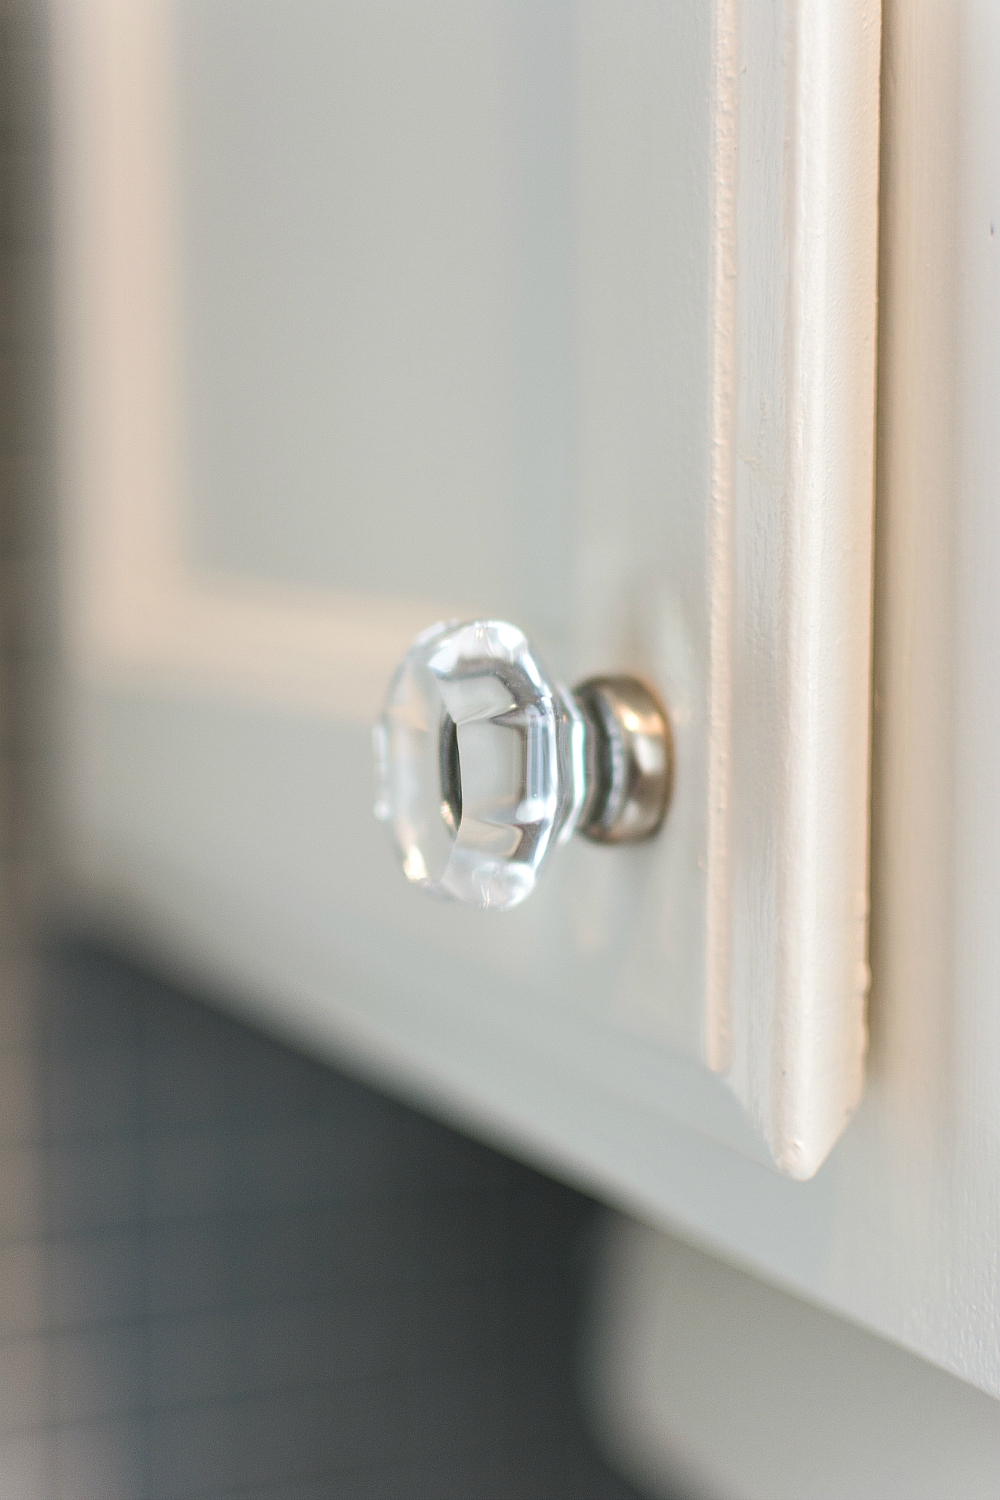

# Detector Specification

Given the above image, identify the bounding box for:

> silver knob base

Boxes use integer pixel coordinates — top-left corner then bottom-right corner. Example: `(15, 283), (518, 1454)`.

(572, 676), (672, 844)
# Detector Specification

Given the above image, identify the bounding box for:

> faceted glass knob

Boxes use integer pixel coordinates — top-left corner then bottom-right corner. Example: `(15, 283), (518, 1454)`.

(373, 620), (672, 910)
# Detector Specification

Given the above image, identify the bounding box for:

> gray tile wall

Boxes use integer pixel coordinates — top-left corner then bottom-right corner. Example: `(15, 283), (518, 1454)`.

(4, 938), (647, 1500)
(0, 2), (56, 1487)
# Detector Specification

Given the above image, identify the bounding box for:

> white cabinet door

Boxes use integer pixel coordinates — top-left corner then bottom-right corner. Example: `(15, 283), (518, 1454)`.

(90, 0), (1000, 1399)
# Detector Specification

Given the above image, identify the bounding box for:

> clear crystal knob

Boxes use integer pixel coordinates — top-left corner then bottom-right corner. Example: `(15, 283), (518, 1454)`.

(373, 620), (672, 910)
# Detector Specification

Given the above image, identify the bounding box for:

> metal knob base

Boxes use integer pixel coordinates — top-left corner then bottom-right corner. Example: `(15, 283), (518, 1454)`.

(374, 620), (673, 909)
(573, 675), (672, 845)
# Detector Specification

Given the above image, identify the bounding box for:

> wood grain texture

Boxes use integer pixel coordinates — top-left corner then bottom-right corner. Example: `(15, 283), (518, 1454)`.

(717, 0), (881, 1175)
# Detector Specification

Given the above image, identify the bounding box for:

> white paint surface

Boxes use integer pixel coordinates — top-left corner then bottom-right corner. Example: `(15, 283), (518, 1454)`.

(721, 0), (879, 1174)
(588, 0), (1000, 1415)
(52, 0), (879, 1182)
(589, 1221), (1000, 1500)
(51, 0), (1000, 1420)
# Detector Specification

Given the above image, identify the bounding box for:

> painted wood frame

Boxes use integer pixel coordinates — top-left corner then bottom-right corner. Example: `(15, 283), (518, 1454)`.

(53, 0), (880, 1178)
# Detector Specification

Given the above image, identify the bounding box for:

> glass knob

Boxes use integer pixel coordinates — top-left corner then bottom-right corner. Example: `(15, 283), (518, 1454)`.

(373, 620), (672, 910)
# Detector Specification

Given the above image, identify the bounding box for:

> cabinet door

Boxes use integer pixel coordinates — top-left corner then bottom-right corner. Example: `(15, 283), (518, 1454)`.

(83, 0), (1000, 1391)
